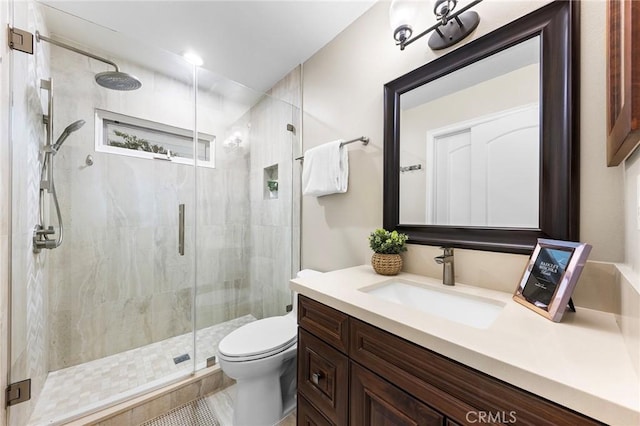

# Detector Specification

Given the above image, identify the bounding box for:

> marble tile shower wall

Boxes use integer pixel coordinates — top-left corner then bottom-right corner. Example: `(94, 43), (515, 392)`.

(9, 2), (51, 425)
(46, 47), (252, 370)
(248, 69), (301, 320)
(195, 133), (252, 330)
(271, 68), (303, 287)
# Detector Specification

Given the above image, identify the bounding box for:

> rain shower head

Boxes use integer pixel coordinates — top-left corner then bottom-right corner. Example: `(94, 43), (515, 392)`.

(36, 31), (142, 91)
(52, 119), (85, 153)
(95, 71), (142, 91)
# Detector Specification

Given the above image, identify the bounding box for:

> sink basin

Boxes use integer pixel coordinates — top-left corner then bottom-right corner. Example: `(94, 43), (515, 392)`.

(361, 279), (505, 329)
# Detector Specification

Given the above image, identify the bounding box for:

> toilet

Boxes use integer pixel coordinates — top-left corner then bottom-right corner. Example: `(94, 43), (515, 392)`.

(217, 269), (322, 426)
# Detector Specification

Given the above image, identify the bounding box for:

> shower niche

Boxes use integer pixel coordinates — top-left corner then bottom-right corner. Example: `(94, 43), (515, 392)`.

(264, 164), (279, 200)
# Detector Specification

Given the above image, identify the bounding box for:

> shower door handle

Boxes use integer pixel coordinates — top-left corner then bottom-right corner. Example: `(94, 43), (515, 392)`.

(178, 204), (185, 256)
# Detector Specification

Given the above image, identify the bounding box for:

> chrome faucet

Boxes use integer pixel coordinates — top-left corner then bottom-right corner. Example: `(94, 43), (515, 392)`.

(434, 247), (455, 286)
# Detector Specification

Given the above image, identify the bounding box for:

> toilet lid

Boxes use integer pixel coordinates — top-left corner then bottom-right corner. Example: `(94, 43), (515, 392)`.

(218, 316), (297, 359)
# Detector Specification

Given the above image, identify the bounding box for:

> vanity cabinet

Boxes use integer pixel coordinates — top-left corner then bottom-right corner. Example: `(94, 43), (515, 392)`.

(297, 295), (603, 426)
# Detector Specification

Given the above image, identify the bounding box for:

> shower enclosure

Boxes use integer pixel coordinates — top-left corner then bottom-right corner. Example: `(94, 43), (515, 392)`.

(6, 2), (301, 425)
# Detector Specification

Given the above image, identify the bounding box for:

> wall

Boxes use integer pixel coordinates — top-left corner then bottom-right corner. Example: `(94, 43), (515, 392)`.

(301, 1), (627, 298)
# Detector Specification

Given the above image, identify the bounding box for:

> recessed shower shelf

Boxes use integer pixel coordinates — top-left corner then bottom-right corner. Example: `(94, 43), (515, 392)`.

(264, 164), (279, 200)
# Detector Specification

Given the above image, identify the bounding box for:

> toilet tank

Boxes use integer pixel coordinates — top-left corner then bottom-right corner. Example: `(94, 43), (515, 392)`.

(290, 269), (322, 318)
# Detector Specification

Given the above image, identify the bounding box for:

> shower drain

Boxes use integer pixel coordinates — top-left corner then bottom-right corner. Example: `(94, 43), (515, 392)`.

(173, 353), (191, 364)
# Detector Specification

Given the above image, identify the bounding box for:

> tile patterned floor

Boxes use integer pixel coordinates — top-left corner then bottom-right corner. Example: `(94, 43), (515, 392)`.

(141, 397), (220, 426)
(28, 315), (255, 426)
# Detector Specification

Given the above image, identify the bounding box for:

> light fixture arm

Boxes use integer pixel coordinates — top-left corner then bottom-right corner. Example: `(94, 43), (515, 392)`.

(397, 0), (483, 51)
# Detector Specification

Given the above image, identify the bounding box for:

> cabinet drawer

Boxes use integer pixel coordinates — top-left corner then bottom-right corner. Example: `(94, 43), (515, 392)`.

(298, 295), (349, 353)
(350, 318), (602, 426)
(298, 395), (334, 426)
(298, 328), (349, 425)
(351, 361), (444, 426)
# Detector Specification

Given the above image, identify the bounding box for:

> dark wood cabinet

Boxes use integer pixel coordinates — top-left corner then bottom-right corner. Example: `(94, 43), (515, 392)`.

(607, 0), (640, 165)
(298, 294), (350, 353)
(298, 329), (349, 425)
(298, 395), (334, 426)
(350, 361), (444, 426)
(349, 318), (603, 426)
(297, 295), (603, 426)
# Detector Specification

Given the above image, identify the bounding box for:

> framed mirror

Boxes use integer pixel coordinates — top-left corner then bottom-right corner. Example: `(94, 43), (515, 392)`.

(383, 1), (578, 254)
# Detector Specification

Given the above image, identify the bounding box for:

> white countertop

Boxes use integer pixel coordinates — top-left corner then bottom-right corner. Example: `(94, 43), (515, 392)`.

(290, 265), (640, 425)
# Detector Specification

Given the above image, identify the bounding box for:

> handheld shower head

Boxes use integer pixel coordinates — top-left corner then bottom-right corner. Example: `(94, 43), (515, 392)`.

(52, 119), (85, 153)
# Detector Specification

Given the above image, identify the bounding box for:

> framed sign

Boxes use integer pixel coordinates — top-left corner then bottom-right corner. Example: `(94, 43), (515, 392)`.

(513, 239), (592, 322)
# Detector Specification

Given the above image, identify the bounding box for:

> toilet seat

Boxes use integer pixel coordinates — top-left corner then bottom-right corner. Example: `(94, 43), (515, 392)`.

(218, 316), (297, 362)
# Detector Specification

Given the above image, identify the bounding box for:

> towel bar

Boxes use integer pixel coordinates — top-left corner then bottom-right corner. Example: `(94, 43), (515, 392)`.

(400, 164), (422, 173)
(295, 136), (369, 161)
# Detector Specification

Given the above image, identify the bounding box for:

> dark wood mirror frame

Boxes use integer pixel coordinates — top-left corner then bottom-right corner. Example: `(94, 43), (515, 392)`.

(383, 0), (579, 255)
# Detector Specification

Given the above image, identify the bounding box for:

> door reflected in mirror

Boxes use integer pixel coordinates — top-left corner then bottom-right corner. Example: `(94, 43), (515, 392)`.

(399, 36), (540, 228)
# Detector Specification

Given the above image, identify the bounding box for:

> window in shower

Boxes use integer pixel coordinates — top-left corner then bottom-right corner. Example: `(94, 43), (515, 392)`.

(95, 109), (215, 167)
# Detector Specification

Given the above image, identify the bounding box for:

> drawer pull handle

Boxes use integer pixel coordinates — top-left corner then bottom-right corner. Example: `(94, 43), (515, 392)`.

(311, 372), (323, 385)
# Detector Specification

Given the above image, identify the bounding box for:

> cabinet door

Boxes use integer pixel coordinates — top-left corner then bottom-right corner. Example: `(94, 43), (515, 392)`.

(350, 362), (444, 426)
(298, 395), (334, 426)
(299, 295), (350, 353)
(298, 328), (349, 425)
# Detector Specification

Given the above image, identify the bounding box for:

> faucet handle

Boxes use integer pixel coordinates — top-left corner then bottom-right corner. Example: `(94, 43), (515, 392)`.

(440, 247), (454, 256)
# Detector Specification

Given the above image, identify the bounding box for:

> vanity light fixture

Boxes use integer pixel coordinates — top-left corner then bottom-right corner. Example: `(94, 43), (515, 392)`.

(390, 0), (482, 51)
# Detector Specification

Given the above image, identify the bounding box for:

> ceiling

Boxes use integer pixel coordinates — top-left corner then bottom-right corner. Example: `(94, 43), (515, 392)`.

(38, 0), (377, 93)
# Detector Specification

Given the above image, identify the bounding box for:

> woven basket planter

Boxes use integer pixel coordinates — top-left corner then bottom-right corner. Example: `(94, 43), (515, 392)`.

(371, 253), (403, 276)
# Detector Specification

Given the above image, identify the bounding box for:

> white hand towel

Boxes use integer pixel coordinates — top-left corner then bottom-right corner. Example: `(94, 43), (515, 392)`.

(302, 140), (348, 197)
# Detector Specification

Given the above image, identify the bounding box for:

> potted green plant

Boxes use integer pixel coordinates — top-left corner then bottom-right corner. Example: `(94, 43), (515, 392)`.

(267, 180), (278, 198)
(368, 228), (408, 275)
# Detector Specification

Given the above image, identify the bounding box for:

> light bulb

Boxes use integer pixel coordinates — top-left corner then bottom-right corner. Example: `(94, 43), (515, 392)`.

(389, 0), (418, 40)
(433, 0), (457, 20)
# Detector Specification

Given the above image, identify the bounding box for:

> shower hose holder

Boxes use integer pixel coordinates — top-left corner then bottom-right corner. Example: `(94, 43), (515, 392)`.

(33, 225), (58, 253)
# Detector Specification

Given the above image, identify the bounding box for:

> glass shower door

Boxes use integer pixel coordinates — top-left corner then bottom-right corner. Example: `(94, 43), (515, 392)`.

(7, 2), (198, 424)
(194, 66), (302, 368)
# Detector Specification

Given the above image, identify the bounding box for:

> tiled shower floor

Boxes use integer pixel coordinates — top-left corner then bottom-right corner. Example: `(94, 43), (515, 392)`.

(28, 315), (255, 426)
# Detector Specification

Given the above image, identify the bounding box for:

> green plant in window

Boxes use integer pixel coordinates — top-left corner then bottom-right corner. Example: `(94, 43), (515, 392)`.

(109, 130), (170, 155)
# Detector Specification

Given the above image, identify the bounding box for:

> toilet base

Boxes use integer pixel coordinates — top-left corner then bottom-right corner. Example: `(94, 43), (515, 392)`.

(231, 364), (297, 425)
(233, 374), (283, 426)
(220, 347), (297, 426)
